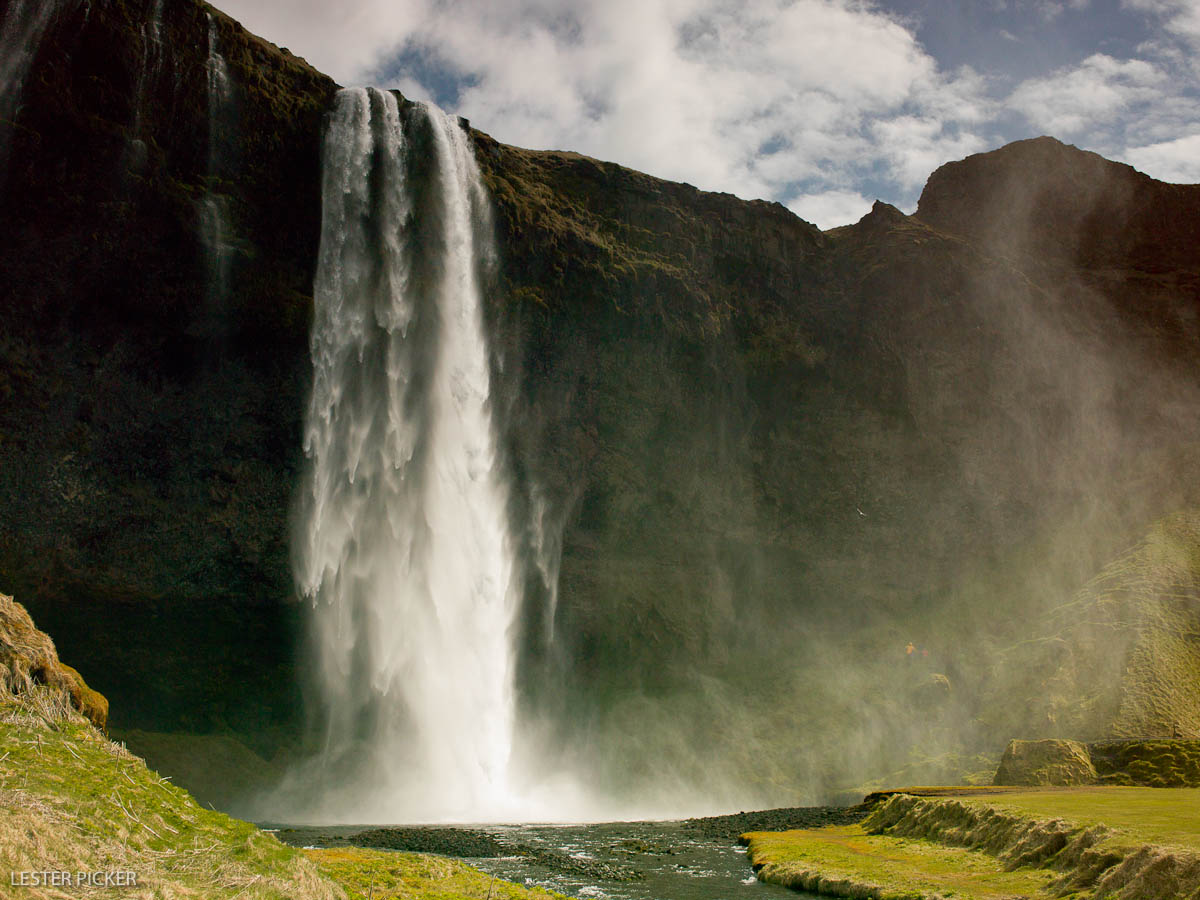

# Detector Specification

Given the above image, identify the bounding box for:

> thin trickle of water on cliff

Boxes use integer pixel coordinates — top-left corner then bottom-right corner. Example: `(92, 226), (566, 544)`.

(125, 0), (164, 171)
(531, 489), (565, 642)
(200, 13), (233, 319)
(0, 0), (72, 182)
(291, 87), (522, 822)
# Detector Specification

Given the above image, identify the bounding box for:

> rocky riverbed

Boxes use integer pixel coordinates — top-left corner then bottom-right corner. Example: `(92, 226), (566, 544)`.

(273, 807), (862, 898)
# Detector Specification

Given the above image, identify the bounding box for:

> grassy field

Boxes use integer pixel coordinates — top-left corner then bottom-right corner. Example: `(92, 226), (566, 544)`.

(748, 786), (1200, 900)
(959, 786), (1200, 852)
(745, 825), (1056, 900)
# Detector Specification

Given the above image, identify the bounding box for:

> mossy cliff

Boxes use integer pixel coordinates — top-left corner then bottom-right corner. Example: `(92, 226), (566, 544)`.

(983, 511), (1200, 745)
(3, 0), (1200, 803)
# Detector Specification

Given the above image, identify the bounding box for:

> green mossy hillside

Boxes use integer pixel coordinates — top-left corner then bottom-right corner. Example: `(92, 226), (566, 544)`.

(0, 694), (342, 899)
(112, 728), (282, 816)
(1090, 740), (1200, 787)
(0, 591), (107, 730)
(986, 510), (1200, 744)
(0, 688), (569, 900)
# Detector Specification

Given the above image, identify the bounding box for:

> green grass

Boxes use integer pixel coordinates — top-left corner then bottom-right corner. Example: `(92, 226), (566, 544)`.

(960, 786), (1200, 852)
(0, 696), (339, 899)
(0, 692), (574, 900)
(749, 787), (1200, 899)
(745, 824), (1056, 899)
(305, 847), (571, 900)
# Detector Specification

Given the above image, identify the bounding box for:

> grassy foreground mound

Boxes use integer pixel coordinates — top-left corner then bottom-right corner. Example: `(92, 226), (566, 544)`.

(0, 692), (342, 900)
(746, 787), (1200, 899)
(0, 593), (567, 900)
(0, 696), (574, 900)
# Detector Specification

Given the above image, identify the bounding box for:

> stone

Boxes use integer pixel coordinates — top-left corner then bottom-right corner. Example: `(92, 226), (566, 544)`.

(993, 739), (1098, 786)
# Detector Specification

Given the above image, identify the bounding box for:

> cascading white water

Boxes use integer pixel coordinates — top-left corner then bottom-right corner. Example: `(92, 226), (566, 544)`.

(205, 16), (231, 145)
(0, 0), (70, 181)
(294, 87), (520, 822)
(124, 0), (163, 173)
(133, 0), (164, 126)
(200, 13), (232, 316)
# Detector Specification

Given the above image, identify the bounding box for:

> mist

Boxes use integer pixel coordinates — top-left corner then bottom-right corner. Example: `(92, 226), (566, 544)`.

(475, 138), (1200, 813)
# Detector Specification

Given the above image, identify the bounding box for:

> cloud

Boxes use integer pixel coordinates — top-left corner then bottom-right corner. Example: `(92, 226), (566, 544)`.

(1007, 53), (1164, 136)
(213, 0), (1197, 218)
(216, 0), (992, 215)
(1003, 9), (1199, 174)
(788, 189), (875, 229)
(871, 115), (989, 190)
(1123, 133), (1200, 183)
(1123, 0), (1200, 45)
(1034, 0), (1091, 21)
(215, 0), (431, 80)
(393, 0), (993, 208)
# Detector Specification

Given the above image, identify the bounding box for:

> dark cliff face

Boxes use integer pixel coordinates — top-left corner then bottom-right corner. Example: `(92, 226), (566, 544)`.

(0, 0), (335, 745)
(3, 1), (1199, 802)
(469, 133), (1200, 797)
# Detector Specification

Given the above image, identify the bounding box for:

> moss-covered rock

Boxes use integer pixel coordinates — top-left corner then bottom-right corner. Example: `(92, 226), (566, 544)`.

(0, 591), (107, 729)
(993, 739), (1098, 786)
(1090, 739), (1200, 788)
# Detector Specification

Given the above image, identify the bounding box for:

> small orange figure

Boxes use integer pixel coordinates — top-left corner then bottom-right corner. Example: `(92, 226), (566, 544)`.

(906, 642), (915, 656)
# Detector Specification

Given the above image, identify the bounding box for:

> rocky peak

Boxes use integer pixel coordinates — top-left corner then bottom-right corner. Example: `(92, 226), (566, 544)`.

(915, 136), (1200, 272)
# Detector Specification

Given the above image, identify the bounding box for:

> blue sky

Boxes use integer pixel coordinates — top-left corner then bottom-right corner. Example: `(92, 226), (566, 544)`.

(221, 0), (1200, 228)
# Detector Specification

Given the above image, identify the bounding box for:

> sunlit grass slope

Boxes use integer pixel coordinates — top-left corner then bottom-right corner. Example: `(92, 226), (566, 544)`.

(0, 692), (571, 900)
(745, 824), (1055, 899)
(0, 691), (342, 900)
(748, 787), (1200, 900)
(960, 786), (1200, 852)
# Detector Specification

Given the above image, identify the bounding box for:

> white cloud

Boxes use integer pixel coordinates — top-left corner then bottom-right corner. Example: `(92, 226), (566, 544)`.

(1007, 53), (1164, 136)
(213, 0), (1199, 213)
(1123, 0), (1200, 45)
(871, 115), (989, 189)
(787, 189), (875, 229)
(216, 0), (991, 209)
(398, 0), (991, 205)
(215, 0), (431, 80)
(1123, 133), (1200, 183)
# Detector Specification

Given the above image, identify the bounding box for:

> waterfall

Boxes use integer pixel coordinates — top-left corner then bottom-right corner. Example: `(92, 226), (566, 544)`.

(126, 0), (164, 172)
(294, 87), (520, 821)
(200, 13), (233, 324)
